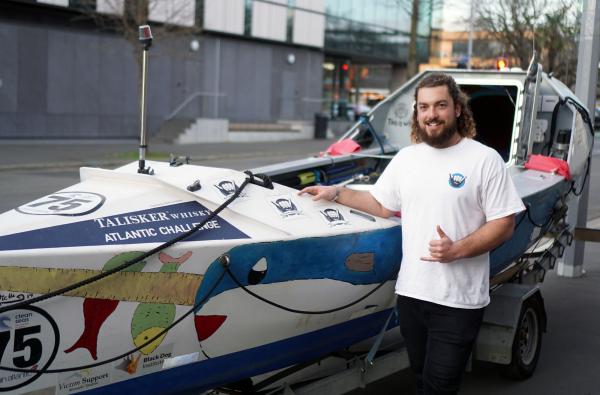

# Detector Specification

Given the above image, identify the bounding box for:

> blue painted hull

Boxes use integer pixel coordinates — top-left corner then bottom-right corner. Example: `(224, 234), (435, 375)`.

(490, 180), (570, 276)
(84, 309), (396, 395)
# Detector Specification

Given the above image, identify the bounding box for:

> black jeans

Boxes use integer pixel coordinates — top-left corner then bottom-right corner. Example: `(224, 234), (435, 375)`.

(397, 295), (484, 395)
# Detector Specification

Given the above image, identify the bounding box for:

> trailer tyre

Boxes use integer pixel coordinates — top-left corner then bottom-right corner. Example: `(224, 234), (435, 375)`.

(505, 296), (543, 380)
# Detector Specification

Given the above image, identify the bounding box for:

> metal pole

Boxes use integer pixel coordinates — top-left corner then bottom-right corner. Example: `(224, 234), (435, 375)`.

(467, 0), (474, 69)
(138, 25), (153, 175)
(139, 48), (149, 172)
(557, 0), (600, 277)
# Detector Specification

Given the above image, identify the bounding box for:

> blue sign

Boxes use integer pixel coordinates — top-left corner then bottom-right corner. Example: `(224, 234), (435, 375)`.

(0, 201), (249, 251)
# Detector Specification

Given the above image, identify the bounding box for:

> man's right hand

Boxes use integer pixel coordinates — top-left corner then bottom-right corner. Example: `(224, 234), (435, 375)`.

(298, 185), (393, 218)
(298, 185), (338, 201)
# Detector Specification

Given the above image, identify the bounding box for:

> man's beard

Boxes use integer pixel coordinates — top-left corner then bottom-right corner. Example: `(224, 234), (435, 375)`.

(416, 118), (458, 148)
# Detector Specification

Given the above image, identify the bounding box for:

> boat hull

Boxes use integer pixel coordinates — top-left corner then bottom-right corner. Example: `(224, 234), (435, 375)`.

(0, 205), (402, 394)
(82, 308), (395, 395)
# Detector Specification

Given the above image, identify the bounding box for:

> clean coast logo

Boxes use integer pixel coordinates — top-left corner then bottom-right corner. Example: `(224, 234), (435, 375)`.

(448, 173), (466, 189)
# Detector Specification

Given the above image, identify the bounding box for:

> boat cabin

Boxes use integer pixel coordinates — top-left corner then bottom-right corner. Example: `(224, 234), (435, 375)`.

(255, 68), (590, 190)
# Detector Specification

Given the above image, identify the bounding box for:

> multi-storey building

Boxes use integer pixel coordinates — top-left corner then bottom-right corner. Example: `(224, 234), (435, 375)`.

(0, 0), (434, 139)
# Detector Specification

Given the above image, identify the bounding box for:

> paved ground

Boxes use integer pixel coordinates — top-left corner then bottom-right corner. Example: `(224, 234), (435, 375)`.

(0, 139), (335, 171)
(0, 139), (335, 213)
(349, 243), (600, 395)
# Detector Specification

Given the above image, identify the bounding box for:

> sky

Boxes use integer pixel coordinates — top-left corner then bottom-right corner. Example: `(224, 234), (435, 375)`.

(438, 0), (474, 32)
(438, 0), (584, 32)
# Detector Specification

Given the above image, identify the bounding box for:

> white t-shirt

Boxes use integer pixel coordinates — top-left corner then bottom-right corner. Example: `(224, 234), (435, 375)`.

(371, 138), (525, 309)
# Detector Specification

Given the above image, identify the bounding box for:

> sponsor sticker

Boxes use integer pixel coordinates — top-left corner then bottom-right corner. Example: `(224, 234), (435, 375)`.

(319, 207), (350, 227)
(268, 195), (304, 219)
(386, 99), (412, 128)
(0, 306), (59, 392)
(17, 192), (105, 216)
(0, 201), (249, 251)
(57, 367), (111, 394)
(112, 344), (174, 381)
(213, 180), (248, 200)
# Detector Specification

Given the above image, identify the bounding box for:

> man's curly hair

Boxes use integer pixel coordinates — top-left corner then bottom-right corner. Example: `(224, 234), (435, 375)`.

(410, 73), (477, 143)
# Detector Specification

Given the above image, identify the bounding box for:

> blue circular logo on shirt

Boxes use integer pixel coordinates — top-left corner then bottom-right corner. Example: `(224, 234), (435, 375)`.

(448, 173), (466, 188)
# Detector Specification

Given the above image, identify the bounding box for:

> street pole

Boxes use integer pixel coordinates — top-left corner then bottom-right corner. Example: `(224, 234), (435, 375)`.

(557, 0), (600, 277)
(467, 0), (474, 69)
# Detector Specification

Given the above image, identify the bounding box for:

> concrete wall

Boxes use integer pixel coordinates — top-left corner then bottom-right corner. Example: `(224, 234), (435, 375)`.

(0, 15), (202, 139)
(200, 35), (324, 123)
(0, 7), (323, 139)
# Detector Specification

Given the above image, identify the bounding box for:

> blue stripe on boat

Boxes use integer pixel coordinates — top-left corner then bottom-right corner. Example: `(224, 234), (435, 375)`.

(82, 308), (397, 394)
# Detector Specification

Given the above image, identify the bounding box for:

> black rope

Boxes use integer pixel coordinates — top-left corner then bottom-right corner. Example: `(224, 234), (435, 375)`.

(563, 97), (595, 138)
(559, 97), (594, 198)
(0, 267), (228, 374)
(569, 156), (591, 196)
(513, 204), (550, 233)
(524, 203), (553, 229)
(225, 266), (396, 315)
(0, 175), (254, 314)
(536, 95), (594, 198)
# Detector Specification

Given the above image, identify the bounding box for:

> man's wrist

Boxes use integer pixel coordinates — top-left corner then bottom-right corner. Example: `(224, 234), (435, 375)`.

(332, 186), (341, 201)
(450, 240), (464, 261)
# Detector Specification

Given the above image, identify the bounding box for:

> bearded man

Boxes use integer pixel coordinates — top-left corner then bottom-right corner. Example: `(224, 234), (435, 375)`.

(299, 73), (524, 394)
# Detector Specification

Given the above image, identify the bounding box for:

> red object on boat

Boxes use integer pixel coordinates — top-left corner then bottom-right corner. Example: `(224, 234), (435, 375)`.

(524, 154), (571, 180)
(325, 139), (361, 156)
(195, 315), (227, 341)
(64, 298), (120, 360)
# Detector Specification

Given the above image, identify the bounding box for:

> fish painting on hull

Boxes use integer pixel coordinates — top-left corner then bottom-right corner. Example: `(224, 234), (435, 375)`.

(193, 227), (402, 344)
(65, 251), (147, 360)
(63, 298), (119, 360)
(131, 251), (193, 355)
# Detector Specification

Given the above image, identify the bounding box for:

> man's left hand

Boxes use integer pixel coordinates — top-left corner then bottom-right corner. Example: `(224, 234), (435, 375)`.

(421, 225), (459, 263)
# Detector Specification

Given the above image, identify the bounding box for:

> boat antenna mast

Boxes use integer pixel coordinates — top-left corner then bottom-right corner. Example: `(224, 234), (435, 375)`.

(137, 24), (153, 175)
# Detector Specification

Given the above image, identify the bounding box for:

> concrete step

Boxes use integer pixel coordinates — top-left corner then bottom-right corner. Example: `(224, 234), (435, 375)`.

(153, 118), (195, 143)
(176, 119), (317, 144)
(229, 122), (296, 132)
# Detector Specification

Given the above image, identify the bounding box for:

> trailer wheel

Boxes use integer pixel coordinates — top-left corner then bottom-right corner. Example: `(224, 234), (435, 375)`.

(505, 296), (543, 379)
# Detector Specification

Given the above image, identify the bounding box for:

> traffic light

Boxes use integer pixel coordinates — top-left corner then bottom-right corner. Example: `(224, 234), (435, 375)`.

(496, 57), (508, 70)
(340, 63), (351, 89)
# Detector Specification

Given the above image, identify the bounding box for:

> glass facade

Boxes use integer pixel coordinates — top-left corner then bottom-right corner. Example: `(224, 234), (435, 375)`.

(323, 0), (435, 119)
(324, 0), (433, 63)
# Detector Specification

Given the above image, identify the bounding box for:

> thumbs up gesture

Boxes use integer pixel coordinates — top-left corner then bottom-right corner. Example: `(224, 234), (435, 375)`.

(421, 225), (458, 263)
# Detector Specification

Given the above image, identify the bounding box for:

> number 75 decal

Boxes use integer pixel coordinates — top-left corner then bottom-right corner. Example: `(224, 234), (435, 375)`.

(0, 306), (59, 391)
(17, 192), (105, 216)
(0, 326), (43, 368)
